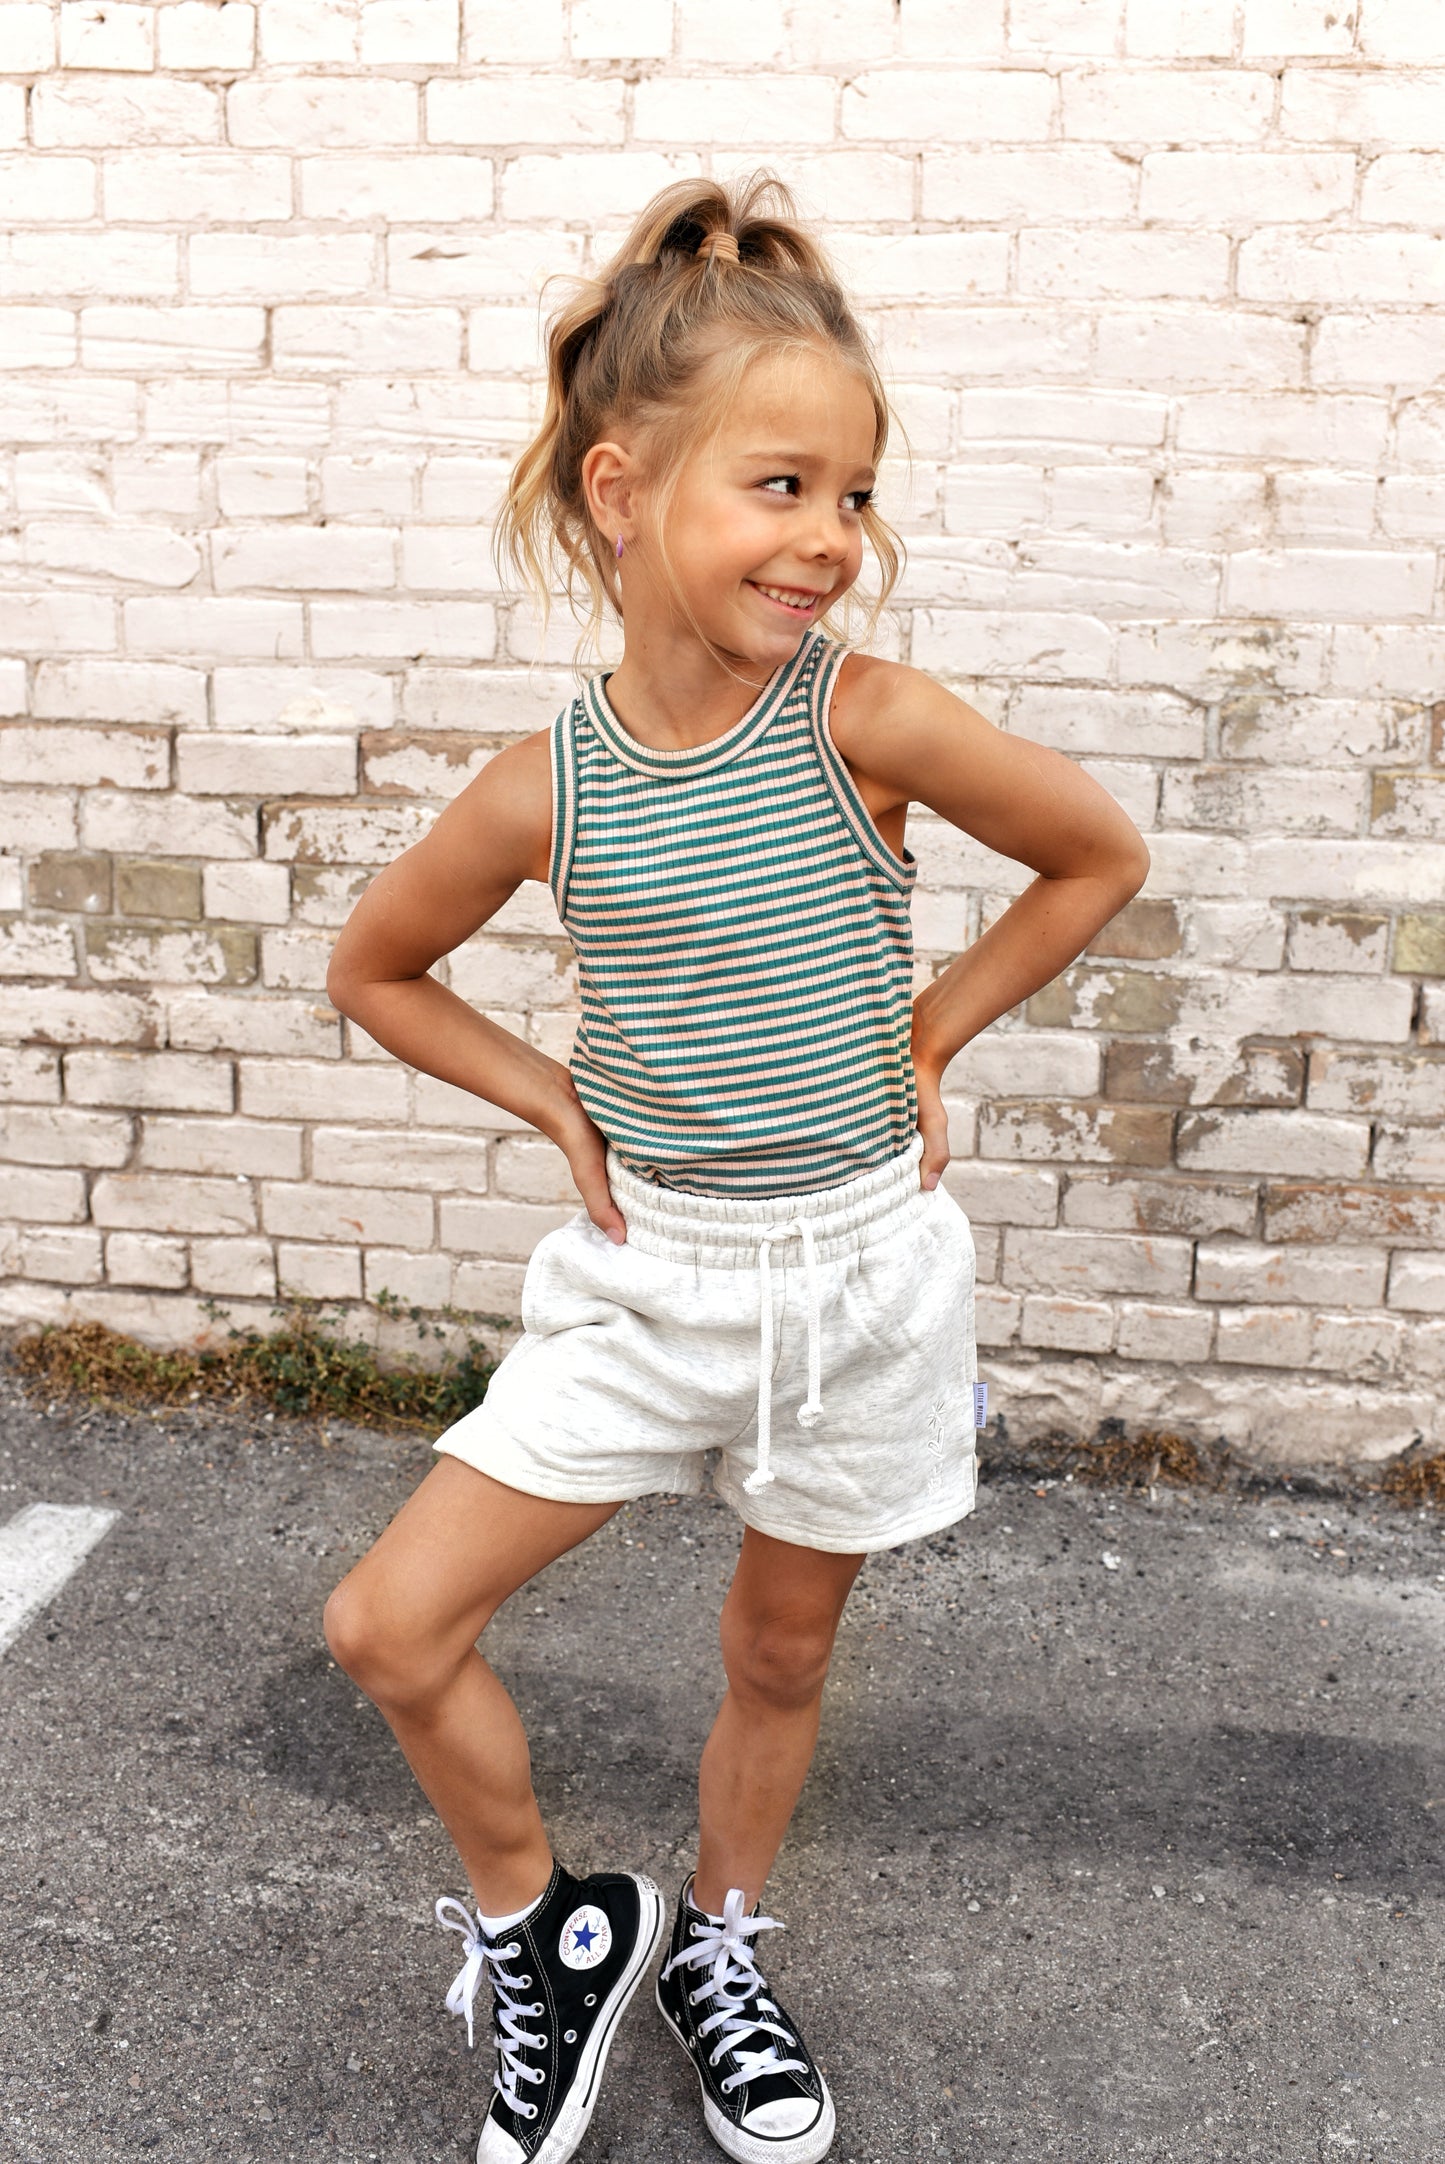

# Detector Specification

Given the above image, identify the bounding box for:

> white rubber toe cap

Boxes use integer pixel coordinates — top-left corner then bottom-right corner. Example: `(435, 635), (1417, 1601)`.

(476, 2115), (527, 2164)
(741, 2097), (823, 2137)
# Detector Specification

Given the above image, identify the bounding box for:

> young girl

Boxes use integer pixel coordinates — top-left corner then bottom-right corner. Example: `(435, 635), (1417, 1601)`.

(323, 172), (1148, 2164)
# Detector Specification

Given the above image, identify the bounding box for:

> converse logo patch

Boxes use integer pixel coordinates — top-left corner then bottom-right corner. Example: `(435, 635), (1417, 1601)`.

(558, 1904), (611, 1970)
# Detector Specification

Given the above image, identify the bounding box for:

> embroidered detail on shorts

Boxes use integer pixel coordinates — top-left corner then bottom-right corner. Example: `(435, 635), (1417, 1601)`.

(925, 1396), (948, 1495)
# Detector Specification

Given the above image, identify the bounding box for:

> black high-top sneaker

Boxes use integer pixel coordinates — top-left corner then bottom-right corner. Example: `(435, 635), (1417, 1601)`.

(436, 1861), (664, 2164)
(655, 1876), (835, 2164)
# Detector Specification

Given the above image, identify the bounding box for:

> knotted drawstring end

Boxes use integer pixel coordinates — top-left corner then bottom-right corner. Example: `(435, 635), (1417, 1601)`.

(743, 1464), (775, 1494)
(796, 1400), (823, 1429)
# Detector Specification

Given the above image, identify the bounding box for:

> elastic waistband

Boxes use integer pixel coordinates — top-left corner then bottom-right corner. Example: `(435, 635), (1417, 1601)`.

(605, 1132), (927, 1268)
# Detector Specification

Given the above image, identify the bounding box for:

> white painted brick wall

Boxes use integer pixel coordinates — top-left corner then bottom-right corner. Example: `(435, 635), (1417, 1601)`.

(2, 0), (1444, 1467)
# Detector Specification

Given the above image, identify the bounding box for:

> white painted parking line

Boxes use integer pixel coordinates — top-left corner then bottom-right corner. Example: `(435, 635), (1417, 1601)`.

(0, 1503), (120, 1657)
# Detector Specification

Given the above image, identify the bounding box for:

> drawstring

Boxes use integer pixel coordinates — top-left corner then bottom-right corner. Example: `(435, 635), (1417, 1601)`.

(746, 1218), (823, 1495)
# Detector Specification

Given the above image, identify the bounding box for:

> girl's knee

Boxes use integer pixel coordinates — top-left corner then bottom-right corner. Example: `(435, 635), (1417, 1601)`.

(323, 1568), (467, 1714)
(721, 1608), (837, 1710)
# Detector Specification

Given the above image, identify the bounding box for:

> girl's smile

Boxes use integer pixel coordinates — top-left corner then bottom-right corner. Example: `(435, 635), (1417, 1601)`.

(747, 578), (833, 620)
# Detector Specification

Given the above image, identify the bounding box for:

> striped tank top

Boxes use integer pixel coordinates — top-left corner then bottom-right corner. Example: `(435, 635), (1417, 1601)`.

(548, 623), (918, 1198)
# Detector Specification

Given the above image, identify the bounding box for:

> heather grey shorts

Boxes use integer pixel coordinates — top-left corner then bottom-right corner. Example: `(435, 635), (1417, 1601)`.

(434, 1132), (979, 1554)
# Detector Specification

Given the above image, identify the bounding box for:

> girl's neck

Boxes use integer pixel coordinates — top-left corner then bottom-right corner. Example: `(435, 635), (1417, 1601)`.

(601, 625), (806, 754)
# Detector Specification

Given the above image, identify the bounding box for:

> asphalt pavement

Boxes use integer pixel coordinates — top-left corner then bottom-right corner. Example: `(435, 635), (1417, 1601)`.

(2, 1359), (1442, 2164)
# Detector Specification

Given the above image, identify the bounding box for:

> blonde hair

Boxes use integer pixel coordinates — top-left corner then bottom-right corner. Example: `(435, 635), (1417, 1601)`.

(495, 170), (906, 671)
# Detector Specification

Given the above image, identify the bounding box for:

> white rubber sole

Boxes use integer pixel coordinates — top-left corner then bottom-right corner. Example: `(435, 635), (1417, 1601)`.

(477, 1873), (665, 2164)
(655, 1986), (837, 2164)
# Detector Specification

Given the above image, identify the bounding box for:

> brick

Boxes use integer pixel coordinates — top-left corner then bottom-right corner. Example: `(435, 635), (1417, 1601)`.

(363, 1247), (453, 1307)
(359, 732), (491, 799)
(1087, 899), (1182, 962)
(159, 1), (256, 69)
(1106, 311), (1306, 396)
(1159, 770), (1358, 835)
(1239, 231), (1445, 307)
(1177, 1108), (1368, 1178)
(1216, 1305), (1314, 1367)
(1371, 773), (1445, 841)
(1223, 549), (1434, 622)
(0, 1165), (86, 1222)
(262, 802), (430, 864)
(1022, 225), (1233, 300)
(974, 1285), (1022, 1346)
(1242, 0), (1355, 55)
(29, 854), (111, 915)
(1116, 1302), (1215, 1363)
(0, 723), (168, 789)
(92, 1173), (256, 1235)
(922, 148), (1135, 223)
(1108, 1040), (1303, 1109)
(1360, 151), (1445, 225)
(501, 152), (700, 221)
(1062, 67), (1272, 142)
(980, 1101), (1173, 1167)
(447, 942), (578, 1010)
(943, 1031), (1100, 1101)
(139, 1116), (302, 1180)
(1194, 1241), (1388, 1306)
(1219, 696), (1423, 770)
(312, 1125), (491, 1192)
(1372, 1126), (1445, 1184)
(1021, 1296), (1116, 1353)
(957, 385), (1166, 450)
(494, 1138), (580, 1205)
(0, 919), (76, 978)
(1123, 0), (1232, 54)
(1387, 1254), (1445, 1313)
(228, 77), (416, 151)
(1005, 1226), (1193, 1297)
(19, 1227), (103, 1286)
(58, 0), (154, 68)
(439, 1197), (576, 1260)
(841, 69), (1053, 142)
(1308, 1050), (1445, 1120)
(1418, 987), (1445, 1046)
(1308, 1311), (1404, 1378)
(1062, 1174), (1258, 1238)
(105, 1231), (188, 1290)
(64, 1049), (232, 1113)
(0, 1103), (129, 1168)
(451, 1258), (527, 1314)
(913, 609), (1113, 681)
(0, 792), (77, 853)
(82, 791), (256, 860)
(261, 1182), (433, 1247)
(1013, 538), (1218, 615)
(1287, 910), (1390, 975)
(259, 929), (334, 991)
(1141, 149), (1353, 222)
(1280, 67), (1445, 145)
(167, 993), (340, 1060)
(1048, 467), (1155, 534)
(1, 989), (158, 1048)
(238, 1058), (407, 1124)
(191, 1236), (276, 1299)
(203, 862), (291, 924)
(1264, 1184), (1445, 1246)
(85, 922), (256, 986)
(1010, 685), (1204, 761)
(276, 1241), (361, 1301)
(0, 1048), (61, 1104)
(427, 73), (624, 145)
(115, 859), (203, 920)
(634, 80), (833, 147)
(290, 866), (371, 928)
(1393, 916), (1445, 976)
(412, 1074), (534, 1134)
(1027, 968), (1183, 1034)
(177, 733), (358, 797)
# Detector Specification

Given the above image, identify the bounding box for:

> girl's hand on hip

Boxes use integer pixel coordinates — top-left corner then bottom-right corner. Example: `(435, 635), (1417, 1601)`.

(913, 1054), (951, 1193)
(550, 1095), (627, 1244)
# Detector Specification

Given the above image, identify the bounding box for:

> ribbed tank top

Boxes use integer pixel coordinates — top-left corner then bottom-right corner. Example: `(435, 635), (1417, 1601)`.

(548, 623), (918, 1198)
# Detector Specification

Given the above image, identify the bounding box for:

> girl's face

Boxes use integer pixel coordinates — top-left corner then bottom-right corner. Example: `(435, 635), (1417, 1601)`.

(640, 344), (879, 669)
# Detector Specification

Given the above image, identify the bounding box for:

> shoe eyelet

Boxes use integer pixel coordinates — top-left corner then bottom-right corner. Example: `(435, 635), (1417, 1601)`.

(535, 2035), (547, 2050)
(583, 1993), (597, 2007)
(518, 1974), (532, 1987)
(563, 2029), (577, 2044)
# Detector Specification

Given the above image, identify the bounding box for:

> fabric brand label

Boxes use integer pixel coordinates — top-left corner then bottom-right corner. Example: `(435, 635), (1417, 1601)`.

(973, 1382), (989, 1429)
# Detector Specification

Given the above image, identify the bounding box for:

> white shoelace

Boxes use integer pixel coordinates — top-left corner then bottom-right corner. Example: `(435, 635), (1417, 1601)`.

(747, 1218), (824, 1495)
(661, 1887), (810, 2096)
(435, 1897), (548, 2121)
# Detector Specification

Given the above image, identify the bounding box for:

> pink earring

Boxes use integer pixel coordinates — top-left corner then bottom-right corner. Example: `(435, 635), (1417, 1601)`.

(615, 533), (624, 559)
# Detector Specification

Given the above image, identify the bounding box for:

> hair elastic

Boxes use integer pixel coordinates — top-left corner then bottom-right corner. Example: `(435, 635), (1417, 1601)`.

(696, 230), (741, 266)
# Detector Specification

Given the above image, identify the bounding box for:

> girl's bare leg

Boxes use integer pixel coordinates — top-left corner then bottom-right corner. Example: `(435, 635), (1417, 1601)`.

(693, 1525), (866, 1913)
(323, 1456), (621, 1914)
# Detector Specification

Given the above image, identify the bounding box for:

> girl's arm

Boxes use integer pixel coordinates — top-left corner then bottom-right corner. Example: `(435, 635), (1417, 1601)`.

(325, 732), (627, 1241)
(831, 656), (1152, 1189)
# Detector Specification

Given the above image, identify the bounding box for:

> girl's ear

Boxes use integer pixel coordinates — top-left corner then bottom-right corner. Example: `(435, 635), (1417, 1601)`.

(580, 438), (637, 548)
